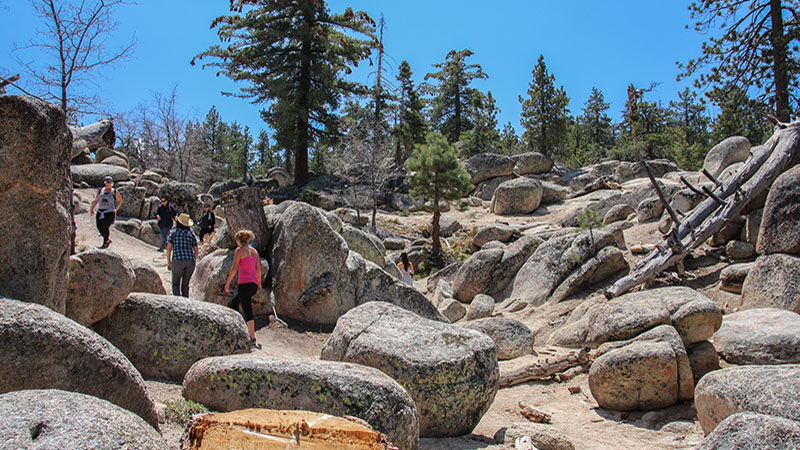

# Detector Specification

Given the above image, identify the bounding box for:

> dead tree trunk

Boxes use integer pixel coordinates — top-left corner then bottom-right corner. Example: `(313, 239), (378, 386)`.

(606, 121), (800, 298)
(221, 186), (271, 255)
(499, 348), (589, 387)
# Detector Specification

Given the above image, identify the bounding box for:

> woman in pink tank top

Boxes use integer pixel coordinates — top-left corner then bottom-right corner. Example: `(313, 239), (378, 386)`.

(224, 229), (262, 349)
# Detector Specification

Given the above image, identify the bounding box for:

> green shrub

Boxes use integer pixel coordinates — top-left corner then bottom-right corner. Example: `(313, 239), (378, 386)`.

(164, 399), (209, 425)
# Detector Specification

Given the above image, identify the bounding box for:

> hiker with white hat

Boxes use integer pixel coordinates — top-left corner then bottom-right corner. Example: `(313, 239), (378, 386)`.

(166, 213), (198, 297)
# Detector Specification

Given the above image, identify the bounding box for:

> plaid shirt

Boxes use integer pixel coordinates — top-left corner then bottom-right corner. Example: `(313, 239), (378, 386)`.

(168, 228), (198, 261)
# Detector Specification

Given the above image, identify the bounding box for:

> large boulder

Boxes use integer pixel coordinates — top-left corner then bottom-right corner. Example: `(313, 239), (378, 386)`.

(341, 224), (399, 277)
(474, 174), (514, 201)
(473, 224), (515, 248)
(512, 151), (553, 175)
(190, 248), (271, 315)
(740, 253), (800, 313)
(460, 317), (533, 360)
(465, 294), (495, 321)
(157, 181), (203, 219)
(548, 245), (628, 303)
(321, 302), (498, 437)
(586, 286), (722, 346)
(695, 364), (800, 434)
(130, 259), (166, 294)
(756, 165), (800, 254)
(428, 214), (461, 238)
(208, 179), (246, 199)
(71, 163), (131, 185)
(695, 412), (800, 449)
(713, 308), (800, 365)
(703, 136), (750, 178)
(510, 230), (619, 308)
(589, 325), (693, 411)
(66, 249), (135, 326)
(603, 204), (634, 225)
(0, 389), (164, 449)
(489, 235), (543, 297)
(687, 341), (720, 383)
(463, 153), (516, 184)
(183, 355), (419, 450)
(452, 248), (504, 303)
(94, 293), (250, 381)
(491, 177), (543, 215)
(0, 96), (73, 313)
(0, 297), (159, 429)
(115, 185), (146, 218)
(719, 262), (753, 294)
(271, 202), (352, 324)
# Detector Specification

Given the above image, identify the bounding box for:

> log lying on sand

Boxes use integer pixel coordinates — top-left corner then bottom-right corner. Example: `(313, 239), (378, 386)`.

(606, 121), (800, 298)
(499, 348), (589, 387)
(182, 409), (395, 450)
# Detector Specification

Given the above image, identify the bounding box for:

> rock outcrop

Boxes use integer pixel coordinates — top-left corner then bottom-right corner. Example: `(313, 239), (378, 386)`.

(713, 308), (800, 365)
(321, 302), (498, 437)
(66, 249), (135, 326)
(183, 355), (419, 450)
(0, 96), (73, 313)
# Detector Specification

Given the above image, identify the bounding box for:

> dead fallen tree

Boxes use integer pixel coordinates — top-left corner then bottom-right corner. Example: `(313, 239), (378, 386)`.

(606, 120), (800, 298)
(499, 347), (589, 387)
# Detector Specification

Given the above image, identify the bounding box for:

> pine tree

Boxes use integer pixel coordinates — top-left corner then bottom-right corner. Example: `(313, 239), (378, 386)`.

(193, 0), (376, 187)
(459, 90), (501, 157)
(679, 0), (800, 121)
(668, 88), (711, 170)
(580, 87), (614, 157)
(406, 132), (472, 261)
(393, 60), (427, 165)
(709, 85), (773, 145)
(519, 55), (570, 157)
(497, 122), (521, 155)
(424, 49), (488, 143)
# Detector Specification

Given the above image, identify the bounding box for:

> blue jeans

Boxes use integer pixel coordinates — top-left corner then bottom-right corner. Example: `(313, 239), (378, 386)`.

(159, 226), (171, 250)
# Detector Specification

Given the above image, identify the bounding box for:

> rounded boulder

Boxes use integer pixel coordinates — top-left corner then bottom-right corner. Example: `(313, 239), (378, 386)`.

(321, 301), (499, 437)
(460, 317), (533, 360)
(491, 177), (543, 215)
(703, 136), (750, 178)
(713, 308), (800, 365)
(0, 297), (159, 429)
(66, 248), (135, 326)
(190, 248), (271, 315)
(0, 389), (164, 450)
(740, 253), (800, 313)
(93, 293), (250, 381)
(130, 259), (166, 294)
(183, 354), (419, 450)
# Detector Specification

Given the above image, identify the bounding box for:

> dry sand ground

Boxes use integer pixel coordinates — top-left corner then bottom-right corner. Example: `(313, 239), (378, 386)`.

(74, 189), (718, 449)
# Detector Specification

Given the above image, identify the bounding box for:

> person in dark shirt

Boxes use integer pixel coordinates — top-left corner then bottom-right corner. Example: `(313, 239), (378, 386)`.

(155, 197), (177, 252)
(198, 203), (216, 243)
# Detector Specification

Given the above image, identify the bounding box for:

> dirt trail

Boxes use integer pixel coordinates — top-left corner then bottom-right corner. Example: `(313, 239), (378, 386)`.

(74, 190), (707, 449)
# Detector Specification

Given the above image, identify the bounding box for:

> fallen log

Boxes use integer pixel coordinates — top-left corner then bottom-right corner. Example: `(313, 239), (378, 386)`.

(606, 121), (800, 298)
(518, 401), (552, 423)
(499, 348), (589, 387)
(554, 364), (589, 383)
(570, 176), (622, 198)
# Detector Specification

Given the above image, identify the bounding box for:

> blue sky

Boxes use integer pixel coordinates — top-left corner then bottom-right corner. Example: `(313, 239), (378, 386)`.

(0, 1), (711, 138)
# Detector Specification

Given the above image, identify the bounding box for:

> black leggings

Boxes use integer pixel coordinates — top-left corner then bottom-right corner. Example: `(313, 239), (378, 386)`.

(229, 282), (257, 322)
(96, 211), (115, 244)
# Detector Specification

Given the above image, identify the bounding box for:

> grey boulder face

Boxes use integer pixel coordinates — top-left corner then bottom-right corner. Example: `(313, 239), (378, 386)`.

(208, 179), (246, 199)
(590, 325), (694, 411)
(491, 177), (544, 215)
(321, 302), (499, 437)
(271, 202), (352, 324)
(695, 412), (800, 450)
(510, 230), (620, 308)
(428, 214), (462, 238)
(130, 259), (167, 294)
(686, 341), (720, 383)
(695, 364), (800, 434)
(71, 163), (131, 185)
(452, 248), (504, 303)
(340, 224), (395, 275)
(603, 203), (634, 225)
(0, 96), (72, 314)
(93, 293), (250, 381)
(473, 224), (515, 248)
(66, 249), (136, 326)
(756, 164), (800, 254)
(474, 174), (514, 201)
(182, 355), (420, 450)
(460, 317), (533, 360)
(512, 151), (553, 175)
(157, 181), (203, 218)
(703, 136), (750, 178)
(713, 308), (800, 365)
(636, 196), (664, 222)
(465, 294), (495, 321)
(438, 297), (467, 322)
(190, 248), (271, 316)
(0, 389), (164, 450)
(586, 286), (722, 346)
(463, 152), (516, 184)
(740, 253), (800, 314)
(0, 297), (159, 429)
(115, 185), (147, 218)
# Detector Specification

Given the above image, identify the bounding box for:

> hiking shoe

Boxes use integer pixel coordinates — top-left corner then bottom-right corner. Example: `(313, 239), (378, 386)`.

(249, 339), (260, 351)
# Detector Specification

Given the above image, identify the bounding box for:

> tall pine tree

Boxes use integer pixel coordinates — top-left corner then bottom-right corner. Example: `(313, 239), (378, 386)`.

(393, 60), (427, 165)
(424, 49), (488, 143)
(519, 55), (570, 157)
(459, 90), (501, 157)
(192, 0), (376, 186)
